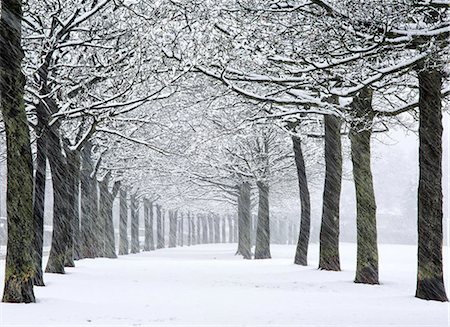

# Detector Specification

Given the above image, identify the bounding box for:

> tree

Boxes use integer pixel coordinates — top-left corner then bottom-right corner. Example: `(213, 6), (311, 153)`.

(1, 0), (36, 303)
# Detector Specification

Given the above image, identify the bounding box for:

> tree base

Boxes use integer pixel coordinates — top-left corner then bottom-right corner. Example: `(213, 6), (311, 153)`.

(355, 266), (379, 285)
(2, 278), (35, 303)
(294, 254), (307, 266)
(416, 277), (448, 302)
(319, 256), (340, 271)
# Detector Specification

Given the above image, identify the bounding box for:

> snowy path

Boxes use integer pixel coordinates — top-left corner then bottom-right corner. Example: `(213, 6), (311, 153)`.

(0, 243), (449, 326)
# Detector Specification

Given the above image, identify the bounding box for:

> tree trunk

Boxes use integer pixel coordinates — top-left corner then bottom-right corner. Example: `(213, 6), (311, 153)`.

(119, 189), (129, 255)
(255, 181), (271, 259)
(143, 199), (151, 251)
(415, 68), (448, 301)
(149, 201), (155, 250)
(350, 87), (379, 285)
(130, 193), (139, 254)
(32, 129), (47, 286)
(221, 216), (226, 243)
(187, 212), (192, 246)
(319, 115), (342, 271)
(66, 149), (81, 261)
(228, 216), (233, 243)
(169, 210), (177, 248)
(236, 182), (252, 259)
(208, 214), (214, 243)
(80, 143), (97, 258)
(45, 129), (70, 274)
(156, 205), (164, 249)
(292, 135), (311, 266)
(179, 212), (184, 246)
(214, 214), (220, 243)
(0, 0), (35, 301)
(202, 215), (208, 244)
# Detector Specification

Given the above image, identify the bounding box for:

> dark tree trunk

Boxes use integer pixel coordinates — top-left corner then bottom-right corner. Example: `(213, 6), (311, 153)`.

(255, 181), (271, 259)
(45, 128), (70, 274)
(119, 189), (129, 255)
(99, 176), (119, 258)
(214, 214), (220, 243)
(415, 68), (448, 302)
(0, 0), (36, 301)
(319, 115), (342, 271)
(292, 135), (311, 266)
(32, 128), (47, 286)
(63, 156), (76, 268)
(130, 194), (139, 254)
(156, 205), (164, 249)
(350, 87), (379, 285)
(66, 149), (81, 261)
(80, 143), (97, 258)
(236, 182), (252, 259)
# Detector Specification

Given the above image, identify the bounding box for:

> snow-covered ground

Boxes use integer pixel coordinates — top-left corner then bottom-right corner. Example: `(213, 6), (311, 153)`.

(0, 243), (449, 326)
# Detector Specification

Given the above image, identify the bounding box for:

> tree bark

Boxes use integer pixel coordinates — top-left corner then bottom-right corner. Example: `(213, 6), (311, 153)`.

(156, 205), (164, 249)
(169, 210), (177, 248)
(202, 214), (208, 244)
(32, 126), (47, 286)
(0, 0), (36, 302)
(143, 199), (151, 251)
(221, 216), (226, 243)
(228, 216), (233, 243)
(350, 87), (379, 285)
(319, 115), (342, 271)
(80, 143), (97, 258)
(119, 189), (129, 255)
(130, 193), (139, 254)
(236, 182), (252, 259)
(65, 148), (81, 261)
(292, 135), (311, 266)
(214, 214), (220, 243)
(45, 128), (70, 274)
(415, 68), (448, 301)
(255, 181), (271, 259)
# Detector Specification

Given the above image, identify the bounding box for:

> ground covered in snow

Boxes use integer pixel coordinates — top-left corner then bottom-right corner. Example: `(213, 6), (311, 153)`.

(0, 243), (449, 326)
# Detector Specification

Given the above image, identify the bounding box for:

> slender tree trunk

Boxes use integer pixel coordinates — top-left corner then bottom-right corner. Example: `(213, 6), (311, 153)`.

(156, 205), (164, 249)
(208, 214), (214, 243)
(80, 143), (97, 258)
(196, 215), (201, 244)
(119, 189), (129, 255)
(149, 202), (155, 250)
(99, 177), (119, 258)
(0, 0), (35, 301)
(130, 193), (139, 254)
(236, 182), (252, 259)
(319, 115), (342, 271)
(214, 214), (220, 243)
(143, 199), (151, 251)
(46, 129), (70, 274)
(350, 87), (379, 285)
(180, 212), (184, 246)
(169, 210), (177, 248)
(202, 215), (208, 244)
(292, 135), (311, 266)
(63, 161), (76, 268)
(221, 216), (226, 243)
(66, 149), (81, 261)
(187, 212), (192, 246)
(228, 216), (233, 243)
(255, 181), (271, 259)
(415, 68), (448, 301)
(32, 130), (47, 286)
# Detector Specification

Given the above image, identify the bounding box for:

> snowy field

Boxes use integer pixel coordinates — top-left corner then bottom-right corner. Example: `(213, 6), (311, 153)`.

(0, 243), (448, 327)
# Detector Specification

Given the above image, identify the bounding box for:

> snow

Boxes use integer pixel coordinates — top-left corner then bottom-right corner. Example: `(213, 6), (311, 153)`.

(1, 243), (449, 326)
